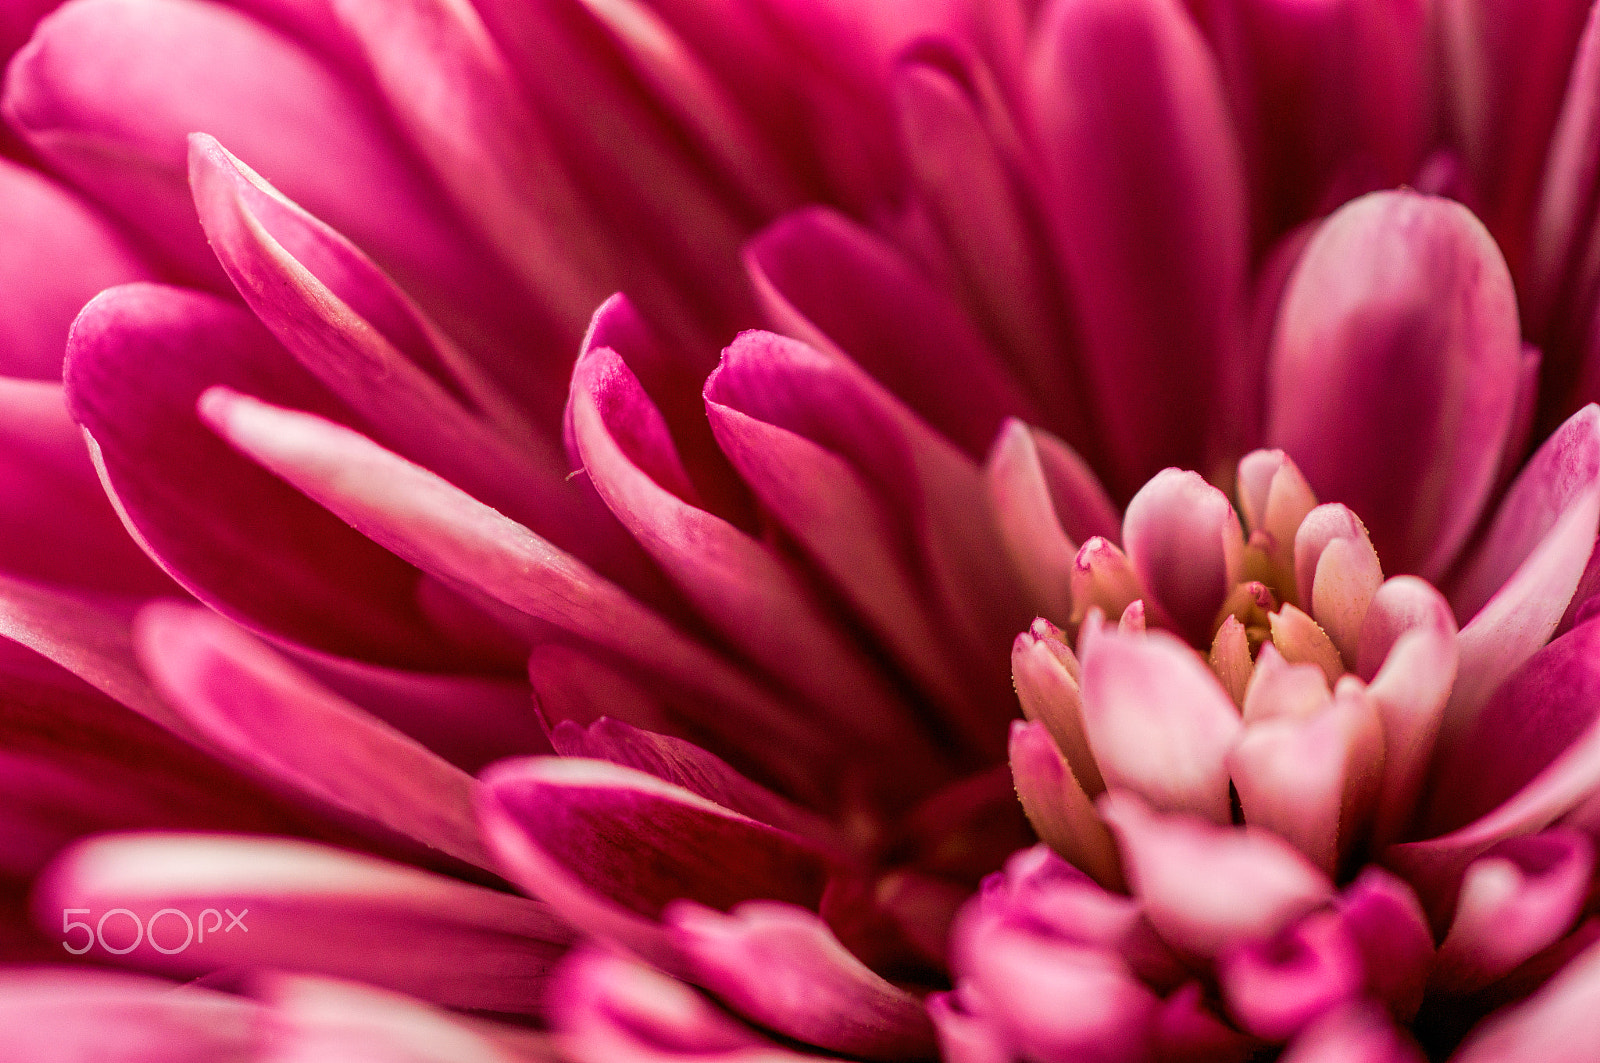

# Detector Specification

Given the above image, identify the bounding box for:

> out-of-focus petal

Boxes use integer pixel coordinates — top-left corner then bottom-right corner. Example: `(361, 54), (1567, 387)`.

(1101, 792), (1331, 957)
(1278, 1001), (1426, 1063)
(1334, 869), (1434, 1022)
(668, 901), (936, 1061)
(0, 969), (260, 1062)
(1079, 627), (1242, 823)
(36, 833), (570, 1014)
(1433, 829), (1595, 993)
(1029, 0), (1248, 493)
(0, 158), (151, 380)
(1218, 909), (1364, 1041)
(1452, 935), (1600, 1062)
(1266, 190), (1522, 579)
(479, 757), (831, 969)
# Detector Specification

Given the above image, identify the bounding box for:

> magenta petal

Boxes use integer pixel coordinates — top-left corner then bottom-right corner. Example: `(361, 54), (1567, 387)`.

(197, 387), (835, 793)
(36, 833), (570, 1015)
(1101, 792), (1332, 958)
(550, 717), (848, 857)
(1030, 0), (1248, 493)
(328, 0), (615, 332)
(0, 379), (173, 597)
(1266, 190), (1522, 579)
(570, 340), (935, 770)
(985, 421), (1120, 624)
(705, 330), (1028, 754)
(1121, 468), (1244, 645)
(0, 157), (152, 380)
(1529, 4), (1600, 335)
(668, 901), (936, 1060)
(1433, 828), (1595, 994)
(1452, 936), (1600, 1062)
(64, 283), (455, 669)
(1334, 869), (1434, 1022)
(2, 0), (492, 308)
(1398, 617), (1600, 909)
(1278, 1002), (1426, 1063)
(551, 947), (821, 1063)
(1079, 627), (1242, 823)
(188, 132), (661, 593)
(1451, 406), (1600, 622)
(1219, 910), (1364, 1041)
(892, 54), (1085, 433)
(255, 974), (555, 1063)
(479, 757), (831, 968)
(747, 206), (1037, 458)
(134, 602), (493, 872)
(0, 969), (260, 1060)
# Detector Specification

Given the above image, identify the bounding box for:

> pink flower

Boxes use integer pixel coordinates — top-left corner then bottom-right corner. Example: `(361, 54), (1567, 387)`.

(3, 0), (1600, 1060)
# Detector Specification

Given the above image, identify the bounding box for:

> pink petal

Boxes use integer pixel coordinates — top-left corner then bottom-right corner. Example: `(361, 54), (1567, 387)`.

(985, 421), (1119, 624)
(1442, 482), (1600, 753)
(40, 833), (571, 1013)
(478, 757), (831, 969)
(197, 387), (836, 797)
(704, 330), (1029, 755)
(893, 52), (1086, 434)
(1009, 720), (1120, 888)
(551, 947), (827, 1063)
(1101, 792), (1333, 957)
(1434, 828), (1595, 994)
(1278, 1001), (1426, 1063)
(1293, 504), (1382, 664)
(1528, 4), (1600, 335)
(747, 206), (1037, 458)
(668, 901), (936, 1061)
(1218, 910), (1364, 1041)
(1265, 190), (1522, 579)
(2, 0), (500, 327)
(188, 131), (638, 569)
(1011, 617), (1102, 793)
(1121, 468), (1244, 645)
(1334, 869), (1434, 1022)
(569, 340), (937, 774)
(1366, 620), (1459, 850)
(1029, 0), (1248, 493)
(1450, 406), (1600, 623)
(1229, 681), (1383, 873)
(550, 717), (848, 857)
(0, 969), (260, 1061)
(134, 602), (494, 872)
(1438, 0), (1591, 269)
(254, 974), (557, 1063)
(1240, 448), (1319, 602)
(0, 157), (152, 379)
(1397, 616), (1600, 912)
(0, 379), (174, 596)
(1452, 936), (1600, 1062)
(1356, 575), (1459, 683)
(1079, 627), (1243, 823)
(65, 283), (461, 669)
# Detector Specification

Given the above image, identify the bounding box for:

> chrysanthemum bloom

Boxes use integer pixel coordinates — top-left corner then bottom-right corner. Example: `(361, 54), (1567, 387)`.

(5, 0), (1600, 1060)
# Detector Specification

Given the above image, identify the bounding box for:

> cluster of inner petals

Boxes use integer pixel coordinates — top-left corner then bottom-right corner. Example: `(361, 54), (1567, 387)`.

(973, 449), (1484, 1057)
